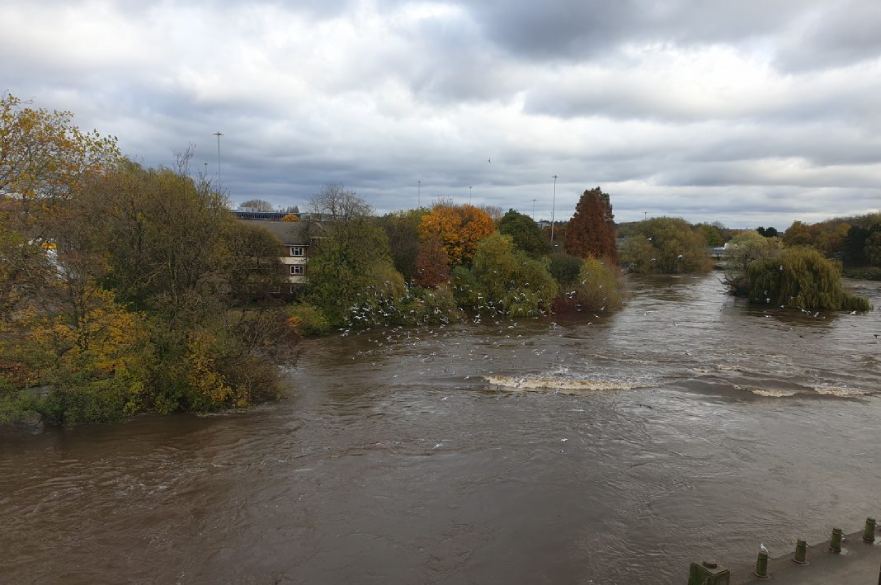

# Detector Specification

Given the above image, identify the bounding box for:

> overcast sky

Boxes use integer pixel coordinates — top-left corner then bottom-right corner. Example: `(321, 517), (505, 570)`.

(3, 0), (880, 227)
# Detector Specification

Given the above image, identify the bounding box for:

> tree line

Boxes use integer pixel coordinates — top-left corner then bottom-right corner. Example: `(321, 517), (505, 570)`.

(1, 95), (292, 427)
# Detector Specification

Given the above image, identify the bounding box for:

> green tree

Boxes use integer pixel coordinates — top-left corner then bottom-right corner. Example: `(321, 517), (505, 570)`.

(548, 253), (583, 289)
(695, 222), (726, 247)
(620, 217), (712, 274)
(77, 161), (231, 320)
(723, 230), (783, 294)
(378, 209), (425, 281)
(221, 221), (285, 303)
(307, 215), (404, 326)
(498, 208), (550, 258)
(454, 233), (557, 317)
(865, 231), (881, 267)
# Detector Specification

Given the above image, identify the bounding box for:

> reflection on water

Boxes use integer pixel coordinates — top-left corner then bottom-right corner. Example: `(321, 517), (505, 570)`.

(1, 274), (880, 585)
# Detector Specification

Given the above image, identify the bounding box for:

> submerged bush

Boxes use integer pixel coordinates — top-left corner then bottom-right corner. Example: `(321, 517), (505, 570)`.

(454, 233), (558, 317)
(288, 303), (332, 337)
(621, 217), (712, 274)
(396, 285), (461, 326)
(574, 257), (622, 311)
(724, 230), (783, 295)
(744, 247), (872, 312)
(548, 253), (584, 289)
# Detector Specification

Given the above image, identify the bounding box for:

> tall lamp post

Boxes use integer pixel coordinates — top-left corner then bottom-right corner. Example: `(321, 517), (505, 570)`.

(468, 185), (473, 204)
(550, 174), (558, 245)
(213, 131), (223, 182)
(418, 179), (422, 208)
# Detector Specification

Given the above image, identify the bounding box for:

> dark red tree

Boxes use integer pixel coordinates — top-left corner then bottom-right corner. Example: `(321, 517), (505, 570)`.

(414, 236), (451, 287)
(564, 187), (617, 263)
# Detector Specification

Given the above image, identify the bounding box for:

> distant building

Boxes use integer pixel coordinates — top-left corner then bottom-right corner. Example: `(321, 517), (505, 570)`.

(237, 219), (323, 294)
(232, 209), (291, 221)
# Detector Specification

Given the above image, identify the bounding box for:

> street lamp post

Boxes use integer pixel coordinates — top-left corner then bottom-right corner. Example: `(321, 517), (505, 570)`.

(213, 131), (223, 182)
(551, 174), (558, 245)
(418, 179), (422, 208)
(469, 185), (472, 204)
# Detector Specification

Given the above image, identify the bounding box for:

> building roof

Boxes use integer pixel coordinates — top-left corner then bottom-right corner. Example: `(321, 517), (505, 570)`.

(238, 219), (321, 244)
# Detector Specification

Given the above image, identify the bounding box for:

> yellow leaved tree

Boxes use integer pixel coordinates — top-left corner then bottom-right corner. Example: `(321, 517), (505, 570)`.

(419, 203), (494, 266)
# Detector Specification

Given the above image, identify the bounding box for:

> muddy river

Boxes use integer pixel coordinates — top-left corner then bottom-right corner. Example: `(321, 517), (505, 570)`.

(2, 274), (880, 584)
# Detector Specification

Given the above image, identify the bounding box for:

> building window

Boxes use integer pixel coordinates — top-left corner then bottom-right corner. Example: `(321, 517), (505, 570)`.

(290, 265), (305, 275)
(290, 246), (305, 257)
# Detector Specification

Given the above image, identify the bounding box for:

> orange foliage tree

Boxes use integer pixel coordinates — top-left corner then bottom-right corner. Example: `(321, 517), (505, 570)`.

(564, 187), (617, 263)
(419, 203), (494, 266)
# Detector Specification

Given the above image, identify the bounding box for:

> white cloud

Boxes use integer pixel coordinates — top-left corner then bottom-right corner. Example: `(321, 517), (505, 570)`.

(1, 0), (879, 228)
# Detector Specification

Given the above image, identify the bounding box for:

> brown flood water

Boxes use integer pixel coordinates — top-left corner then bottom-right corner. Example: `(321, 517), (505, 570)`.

(1, 274), (880, 585)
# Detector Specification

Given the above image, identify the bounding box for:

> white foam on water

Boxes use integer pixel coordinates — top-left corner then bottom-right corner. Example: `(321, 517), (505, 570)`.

(813, 385), (869, 397)
(484, 374), (635, 393)
(737, 386), (800, 398)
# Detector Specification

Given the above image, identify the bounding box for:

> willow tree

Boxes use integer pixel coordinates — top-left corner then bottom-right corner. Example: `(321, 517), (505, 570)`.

(564, 187), (617, 263)
(745, 247), (870, 312)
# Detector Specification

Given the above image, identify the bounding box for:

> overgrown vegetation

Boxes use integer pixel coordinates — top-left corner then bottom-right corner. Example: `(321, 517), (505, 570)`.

(0, 94), (291, 428)
(620, 217), (713, 274)
(779, 214), (881, 279)
(743, 247), (871, 312)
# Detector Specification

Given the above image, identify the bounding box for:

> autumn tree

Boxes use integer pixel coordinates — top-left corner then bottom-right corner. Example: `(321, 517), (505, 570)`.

(415, 236), (450, 287)
(0, 94), (119, 318)
(419, 203), (494, 266)
(782, 221), (815, 247)
(498, 209), (550, 258)
(564, 187), (617, 263)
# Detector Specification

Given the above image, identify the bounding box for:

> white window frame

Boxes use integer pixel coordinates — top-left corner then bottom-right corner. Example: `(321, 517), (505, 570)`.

(290, 246), (305, 257)
(290, 265), (305, 275)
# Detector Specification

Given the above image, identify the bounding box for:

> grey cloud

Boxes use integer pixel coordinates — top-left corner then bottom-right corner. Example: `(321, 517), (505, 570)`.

(464, 0), (826, 61)
(774, 0), (881, 71)
(2, 0), (880, 228)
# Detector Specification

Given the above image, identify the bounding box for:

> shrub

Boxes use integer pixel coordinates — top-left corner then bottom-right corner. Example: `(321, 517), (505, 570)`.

(574, 257), (622, 311)
(397, 286), (461, 325)
(287, 303), (332, 336)
(744, 247), (872, 312)
(455, 233), (558, 317)
(724, 230), (783, 294)
(549, 253), (583, 289)
(621, 217), (712, 274)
